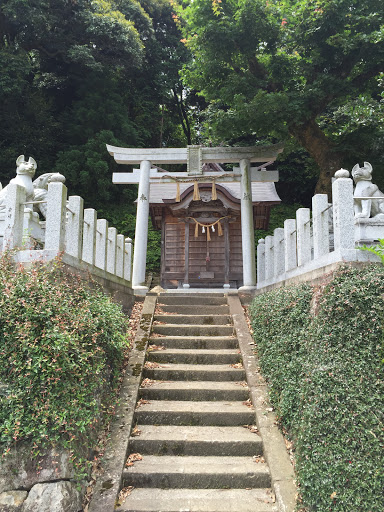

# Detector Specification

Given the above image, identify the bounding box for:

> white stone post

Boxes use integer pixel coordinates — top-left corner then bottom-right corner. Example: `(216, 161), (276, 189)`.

(273, 228), (285, 277)
(45, 182), (67, 252)
(296, 208), (311, 266)
(257, 239), (265, 284)
(116, 234), (124, 278)
(3, 183), (26, 249)
(65, 196), (84, 259)
(95, 219), (108, 270)
(284, 218), (297, 271)
(107, 227), (117, 275)
(332, 175), (354, 250)
(132, 160), (151, 293)
(82, 209), (97, 265)
(124, 237), (132, 282)
(312, 194), (330, 259)
(264, 235), (274, 280)
(239, 158), (256, 290)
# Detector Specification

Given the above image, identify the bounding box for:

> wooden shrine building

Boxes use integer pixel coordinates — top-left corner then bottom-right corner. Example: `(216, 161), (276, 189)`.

(108, 144), (283, 293)
(148, 165), (281, 288)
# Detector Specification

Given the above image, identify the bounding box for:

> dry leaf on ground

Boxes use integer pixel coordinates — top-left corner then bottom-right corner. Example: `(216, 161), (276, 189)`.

(131, 426), (142, 437)
(116, 486), (134, 506)
(230, 362), (243, 368)
(243, 424), (259, 434)
(253, 455), (266, 463)
(141, 378), (156, 388)
(136, 399), (150, 409)
(147, 344), (165, 351)
(125, 453), (143, 467)
(144, 361), (160, 368)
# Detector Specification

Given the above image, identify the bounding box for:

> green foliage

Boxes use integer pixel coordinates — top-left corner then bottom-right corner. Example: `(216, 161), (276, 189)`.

(249, 265), (384, 511)
(179, 0), (384, 191)
(0, 0), (192, 202)
(0, 253), (128, 467)
(358, 239), (384, 265)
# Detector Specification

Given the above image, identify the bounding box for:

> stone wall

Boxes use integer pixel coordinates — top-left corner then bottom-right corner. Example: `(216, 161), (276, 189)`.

(0, 445), (87, 511)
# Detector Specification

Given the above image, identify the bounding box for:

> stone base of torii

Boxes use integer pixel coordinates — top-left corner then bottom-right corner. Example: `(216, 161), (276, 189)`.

(107, 144), (283, 295)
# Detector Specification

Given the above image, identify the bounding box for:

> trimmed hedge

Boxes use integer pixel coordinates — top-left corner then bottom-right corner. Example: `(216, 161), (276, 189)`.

(250, 265), (384, 512)
(0, 253), (128, 468)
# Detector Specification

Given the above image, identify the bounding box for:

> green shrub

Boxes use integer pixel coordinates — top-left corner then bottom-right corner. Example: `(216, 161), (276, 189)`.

(250, 265), (384, 512)
(0, 253), (128, 467)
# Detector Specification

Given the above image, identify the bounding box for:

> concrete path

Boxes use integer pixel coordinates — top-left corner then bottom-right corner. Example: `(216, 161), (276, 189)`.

(89, 292), (296, 512)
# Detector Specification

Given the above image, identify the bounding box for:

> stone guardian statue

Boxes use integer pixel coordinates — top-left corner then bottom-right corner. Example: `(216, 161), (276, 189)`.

(352, 162), (384, 219)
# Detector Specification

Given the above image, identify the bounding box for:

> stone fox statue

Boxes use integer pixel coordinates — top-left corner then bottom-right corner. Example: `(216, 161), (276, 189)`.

(352, 162), (384, 219)
(0, 155), (37, 212)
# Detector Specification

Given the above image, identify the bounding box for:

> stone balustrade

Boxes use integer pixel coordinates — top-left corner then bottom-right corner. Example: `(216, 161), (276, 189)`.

(0, 182), (133, 300)
(257, 173), (382, 290)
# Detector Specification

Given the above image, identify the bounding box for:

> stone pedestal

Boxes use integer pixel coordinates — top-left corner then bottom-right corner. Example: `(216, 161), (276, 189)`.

(355, 218), (384, 243)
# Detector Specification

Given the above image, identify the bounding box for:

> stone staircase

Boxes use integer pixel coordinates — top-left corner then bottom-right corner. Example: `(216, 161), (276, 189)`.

(115, 293), (278, 512)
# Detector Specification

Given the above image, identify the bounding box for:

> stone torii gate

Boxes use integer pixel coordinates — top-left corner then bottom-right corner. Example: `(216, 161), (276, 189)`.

(107, 144), (283, 294)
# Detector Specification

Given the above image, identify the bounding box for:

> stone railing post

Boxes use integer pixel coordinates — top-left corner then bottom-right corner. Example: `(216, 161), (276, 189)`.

(115, 234), (124, 278)
(312, 194), (330, 258)
(45, 182), (68, 252)
(264, 235), (274, 280)
(82, 209), (97, 265)
(284, 219), (297, 271)
(124, 237), (132, 282)
(65, 196), (84, 259)
(3, 183), (26, 249)
(274, 228), (285, 277)
(107, 227), (117, 275)
(296, 208), (311, 266)
(332, 171), (354, 250)
(256, 239), (265, 284)
(95, 219), (108, 270)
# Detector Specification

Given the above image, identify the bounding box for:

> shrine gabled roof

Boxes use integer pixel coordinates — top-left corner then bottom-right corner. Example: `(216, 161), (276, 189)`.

(148, 181), (281, 204)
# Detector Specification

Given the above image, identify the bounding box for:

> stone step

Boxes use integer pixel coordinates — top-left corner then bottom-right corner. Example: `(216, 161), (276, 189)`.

(154, 314), (231, 325)
(143, 363), (245, 381)
(134, 400), (255, 426)
(157, 296), (226, 306)
(139, 381), (249, 401)
(149, 336), (238, 350)
(158, 292), (225, 297)
(158, 304), (230, 315)
(122, 456), (271, 489)
(147, 348), (241, 365)
(116, 488), (277, 512)
(152, 324), (234, 337)
(128, 425), (262, 456)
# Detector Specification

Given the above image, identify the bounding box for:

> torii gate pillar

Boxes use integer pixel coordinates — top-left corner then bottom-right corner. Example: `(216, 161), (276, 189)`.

(239, 159), (256, 290)
(132, 160), (151, 293)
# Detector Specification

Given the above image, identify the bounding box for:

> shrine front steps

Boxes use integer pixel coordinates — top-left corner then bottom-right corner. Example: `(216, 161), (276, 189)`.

(116, 293), (278, 512)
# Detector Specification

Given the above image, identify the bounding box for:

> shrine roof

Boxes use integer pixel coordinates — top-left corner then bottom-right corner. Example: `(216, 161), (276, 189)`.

(148, 181), (281, 204)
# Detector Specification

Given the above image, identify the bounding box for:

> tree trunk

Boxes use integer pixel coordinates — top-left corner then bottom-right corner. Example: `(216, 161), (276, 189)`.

(289, 118), (345, 198)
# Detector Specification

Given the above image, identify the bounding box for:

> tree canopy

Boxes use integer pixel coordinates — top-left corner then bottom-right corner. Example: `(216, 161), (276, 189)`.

(0, 0), (191, 206)
(179, 0), (384, 194)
